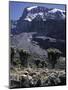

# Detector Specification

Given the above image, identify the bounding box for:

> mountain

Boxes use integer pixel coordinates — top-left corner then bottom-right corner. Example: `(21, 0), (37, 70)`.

(10, 6), (66, 88)
(11, 32), (48, 58)
(11, 6), (66, 39)
(24, 7), (65, 22)
(10, 6), (66, 56)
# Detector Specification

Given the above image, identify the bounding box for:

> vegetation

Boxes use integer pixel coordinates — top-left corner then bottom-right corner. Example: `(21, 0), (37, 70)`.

(10, 47), (63, 69)
(19, 49), (30, 67)
(10, 47), (48, 69)
(11, 47), (15, 65)
(10, 47), (66, 88)
(47, 48), (62, 69)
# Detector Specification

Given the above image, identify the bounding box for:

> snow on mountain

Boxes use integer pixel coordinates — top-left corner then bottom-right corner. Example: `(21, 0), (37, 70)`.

(48, 8), (63, 13)
(24, 6), (65, 22)
(24, 17), (32, 22)
(11, 6), (66, 56)
(48, 8), (65, 19)
(27, 6), (38, 11)
(48, 8), (65, 15)
(24, 12), (44, 22)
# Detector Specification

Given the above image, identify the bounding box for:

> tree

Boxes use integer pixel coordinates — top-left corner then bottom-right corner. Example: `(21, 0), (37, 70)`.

(47, 48), (62, 69)
(41, 61), (47, 68)
(35, 60), (40, 68)
(19, 49), (30, 67)
(11, 47), (15, 64)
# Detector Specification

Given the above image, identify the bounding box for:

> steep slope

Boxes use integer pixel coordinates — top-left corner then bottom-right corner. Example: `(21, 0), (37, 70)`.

(10, 6), (66, 56)
(11, 32), (48, 58)
(11, 6), (66, 40)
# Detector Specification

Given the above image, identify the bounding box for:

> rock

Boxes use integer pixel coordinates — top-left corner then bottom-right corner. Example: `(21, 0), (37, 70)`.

(29, 78), (35, 87)
(27, 75), (32, 80)
(23, 71), (29, 75)
(58, 71), (66, 85)
(44, 72), (61, 86)
(20, 75), (29, 87)
(35, 79), (41, 87)
(55, 57), (66, 69)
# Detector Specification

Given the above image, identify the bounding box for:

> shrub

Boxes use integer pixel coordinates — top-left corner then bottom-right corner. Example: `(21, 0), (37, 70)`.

(47, 48), (62, 69)
(19, 49), (30, 67)
(11, 47), (15, 64)
(35, 60), (40, 68)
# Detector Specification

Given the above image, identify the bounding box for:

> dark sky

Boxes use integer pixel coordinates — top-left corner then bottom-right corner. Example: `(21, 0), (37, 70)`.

(9, 1), (66, 20)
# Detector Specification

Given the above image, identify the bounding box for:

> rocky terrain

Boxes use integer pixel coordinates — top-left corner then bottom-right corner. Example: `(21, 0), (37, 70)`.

(10, 6), (66, 88)
(10, 67), (66, 88)
(9, 47), (66, 88)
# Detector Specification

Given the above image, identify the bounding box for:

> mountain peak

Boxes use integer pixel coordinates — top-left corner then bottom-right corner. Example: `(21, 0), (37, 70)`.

(23, 6), (65, 22)
(27, 6), (38, 11)
(48, 8), (64, 13)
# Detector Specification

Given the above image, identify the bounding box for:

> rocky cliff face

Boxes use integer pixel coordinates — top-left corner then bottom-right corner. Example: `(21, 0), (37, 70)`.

(11, 6), (66, 56)
(11, 6), (66, 40)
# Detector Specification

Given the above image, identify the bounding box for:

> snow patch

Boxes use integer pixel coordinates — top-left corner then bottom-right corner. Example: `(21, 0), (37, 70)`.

(24, 12), (44, 22)
(24, 17), (32, 22)
(27, 6), (38, 11)
(48, 8), (64, 13)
